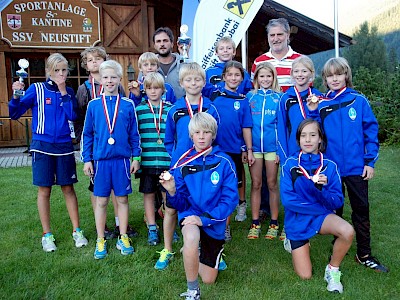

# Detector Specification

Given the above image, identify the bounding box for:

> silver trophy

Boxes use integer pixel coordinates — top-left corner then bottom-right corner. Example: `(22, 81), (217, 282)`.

(14, 59), (29, 96)
(178, 25), (191, 60)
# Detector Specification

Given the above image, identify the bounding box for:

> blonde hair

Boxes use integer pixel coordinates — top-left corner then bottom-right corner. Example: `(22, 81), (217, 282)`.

(216, 36), (236, 51)
(99, 60), (123, 78)
(138, 52), (160, 69)
(322, 57), (353, 88)
(179, 62), (206, 82)
(189, 112), (218, 140)
(80, 46), (107, 70)
(143, 72), (165, 91)
(253, 62), (280, 92)
(45, 53), (69, 79)
(291, 55), (315, 82)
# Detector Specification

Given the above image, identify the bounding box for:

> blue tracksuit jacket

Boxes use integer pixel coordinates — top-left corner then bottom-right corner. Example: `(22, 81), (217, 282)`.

(280, 152), (343, 241)
(167, 146), (239, 240)
(9, 80), (77, 144)
(277, 86), (322, 161)
(247, 89), (281, 153)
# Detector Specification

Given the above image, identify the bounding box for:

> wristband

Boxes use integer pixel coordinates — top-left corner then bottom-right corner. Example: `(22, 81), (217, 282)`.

(132, 156), (141, 162)
(247, 148), (253, 151)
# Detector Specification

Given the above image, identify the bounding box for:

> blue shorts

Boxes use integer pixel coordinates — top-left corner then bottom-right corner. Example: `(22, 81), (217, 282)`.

(32, 151), (78, 187)
(93, 158), (132, 197)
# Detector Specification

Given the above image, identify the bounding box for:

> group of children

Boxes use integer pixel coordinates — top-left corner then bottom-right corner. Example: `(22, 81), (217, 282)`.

(9, 33), (386, 298)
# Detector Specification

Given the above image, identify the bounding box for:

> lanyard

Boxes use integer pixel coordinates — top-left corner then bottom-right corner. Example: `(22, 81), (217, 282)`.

(102, 94), (120, 136)
(147, 100), (164, 139)
(294, 87), (312, 119)
(322, 87), (347, 101)
(171, 146), (212, 170)
(298, 151), (323, 183)
(185, 96), (203, 118)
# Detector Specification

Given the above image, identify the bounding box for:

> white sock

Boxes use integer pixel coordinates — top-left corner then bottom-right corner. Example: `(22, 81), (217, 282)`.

(115, 217), (120, 226)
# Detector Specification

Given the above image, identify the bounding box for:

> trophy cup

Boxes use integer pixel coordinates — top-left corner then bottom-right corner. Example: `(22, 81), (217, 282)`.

(14, 59), (29, 97)
(178, 24), (191, 60)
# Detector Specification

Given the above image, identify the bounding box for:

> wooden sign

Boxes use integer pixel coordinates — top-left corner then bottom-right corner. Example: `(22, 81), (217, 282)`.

(0, 0), (101, 48)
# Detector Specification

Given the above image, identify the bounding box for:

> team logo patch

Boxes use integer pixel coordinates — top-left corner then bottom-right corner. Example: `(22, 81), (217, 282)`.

(46, 98), (51, 104)
(234, 101), (240, 110)
(211, 171), (220, 185)
(348, 107), (357, 120)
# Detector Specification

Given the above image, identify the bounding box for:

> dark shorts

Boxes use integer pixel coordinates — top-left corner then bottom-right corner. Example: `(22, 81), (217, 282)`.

(139, 173), (166, 194)
(32, 151), (78, 186)
(225, 152), (243, 188)
(180, 218), (225, 269)
(290, 239), (310, 251)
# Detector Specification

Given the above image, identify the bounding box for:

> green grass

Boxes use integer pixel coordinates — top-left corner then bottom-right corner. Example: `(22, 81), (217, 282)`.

(0, 146), (399, 299)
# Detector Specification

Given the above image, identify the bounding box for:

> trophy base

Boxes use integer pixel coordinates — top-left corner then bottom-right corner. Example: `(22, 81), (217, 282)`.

(14, 90), (25, 97)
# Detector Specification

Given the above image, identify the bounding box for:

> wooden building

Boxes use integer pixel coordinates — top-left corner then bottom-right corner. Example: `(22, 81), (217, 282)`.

(0, 0), (352, 148)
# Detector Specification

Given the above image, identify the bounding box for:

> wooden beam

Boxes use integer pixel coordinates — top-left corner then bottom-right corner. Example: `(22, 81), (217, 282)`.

(141, 0), (149, 53)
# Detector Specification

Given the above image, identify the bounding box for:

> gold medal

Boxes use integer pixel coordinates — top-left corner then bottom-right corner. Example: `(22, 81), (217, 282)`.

(311, 95), (319, 103)
(131, 81), (139, 88)
(157, 139), (163, 145)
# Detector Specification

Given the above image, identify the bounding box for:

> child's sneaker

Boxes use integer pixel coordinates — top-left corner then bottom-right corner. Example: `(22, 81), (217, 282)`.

(148, 225), (160, 246)
(94, 238), (107, 259)
(234, 202), (247, 222)
(279, 226), (286, 241)
(116, 234), (134, 255)
(324, 265), (343, 293)
(154, 248), (175, 270)
(218, 254), (227, 271)
(180, 287), (200, 300)
(72, 228), (88, 248)
(247, 224), (261, 239)
(224, 225), (232, 242)
(41, 233), (57, 252)
(355, 254), (389, 273)
(265, 224), (279, 240)
(114, 225), (138, 238)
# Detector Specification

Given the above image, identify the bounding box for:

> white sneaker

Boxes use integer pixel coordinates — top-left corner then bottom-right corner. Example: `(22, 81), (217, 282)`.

(234, 202), (247, 222)
(180, 288), (200, 300)
(73, 230), (88, 248)
(42, 234), (57, 252)
(324, 265), (343, 293)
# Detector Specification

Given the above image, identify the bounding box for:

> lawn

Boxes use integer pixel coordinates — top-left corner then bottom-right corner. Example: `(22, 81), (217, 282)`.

(0, 146), (399, 299)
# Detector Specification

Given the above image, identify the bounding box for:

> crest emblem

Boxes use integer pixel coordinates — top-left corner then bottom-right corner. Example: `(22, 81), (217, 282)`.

(234, 101), (240, 110)
(7, 14), (21, 30)
(211, 171), (220, 185)
(348, 107), (357, 120)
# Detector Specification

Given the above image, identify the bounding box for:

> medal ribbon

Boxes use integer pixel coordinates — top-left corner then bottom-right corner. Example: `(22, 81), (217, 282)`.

(298, 151), (324, 181)
(320, 87), (347, 101)
(171, 146), (212, 170)
(294, 87), (312, 119)
(102, 94), (120, 136)
(91, 78), (104, 99)
(147, 100), (163, 139)
(185, 96), (203, 118)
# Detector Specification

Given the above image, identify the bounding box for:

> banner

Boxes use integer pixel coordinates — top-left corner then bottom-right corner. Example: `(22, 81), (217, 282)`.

(189, 0), (263, 70)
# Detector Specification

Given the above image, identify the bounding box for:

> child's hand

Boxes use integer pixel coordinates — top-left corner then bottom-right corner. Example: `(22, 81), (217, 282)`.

(247, 151), (255, 167)
(241, 151), (248, 164)
(12, 81), (25, 98)
(275, 155), (280, 165)
(159, 171), (176, 196)
(306, 94), (319, 111)
(83, 162), (94, 177)
(362, 165), (375, 180)
(52, 76), (67, 95)
(128, 81), (141, 96)
(130, 160), (140, 174)
(315, 174), (328, 185)
(181, 215), (202, 226)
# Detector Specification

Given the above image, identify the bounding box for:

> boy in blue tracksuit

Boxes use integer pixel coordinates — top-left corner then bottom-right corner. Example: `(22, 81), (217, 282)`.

(9, 53), (88, 252)
(160, 112), (238, 299)
(308, 57), (388, 273)
(203, 36), (252, 98)
(128, 52), (176, 106)
(82, 60), (141, 259)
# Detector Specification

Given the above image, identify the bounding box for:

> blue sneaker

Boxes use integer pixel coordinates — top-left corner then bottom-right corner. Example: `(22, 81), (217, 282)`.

(173, 231), (180, 243)
(94, 238), (107, 259)
(148, 225), (160, 246)
(218, 254), (227, 271)
(116, 234), (134, 255)
(154, 248), (175, 270)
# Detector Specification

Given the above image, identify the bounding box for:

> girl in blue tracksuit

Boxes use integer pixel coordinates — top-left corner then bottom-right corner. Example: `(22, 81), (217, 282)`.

(9, 53), (88, 253)
(246, 62), (282, 240)
(277, 56), (322, 162)
(160, 112), (238, 298)
(280, 119), (353, 293)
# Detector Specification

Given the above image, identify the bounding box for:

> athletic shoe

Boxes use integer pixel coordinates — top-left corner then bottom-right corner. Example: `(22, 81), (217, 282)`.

(94, 238), (107, 259)
(42, 233), (57, 252)
(224, 225), (232, 242)
(279, 226), (286, 241)
(180, 288), (200, 300)
(247, 224), (261, 239)
(116, 234), (134, 255)
(234, 202), (247, 222)
(148, 225), (160, 246)
(324, 265), (343, 293)
(265, 224), (279, 240)
(72, 229), (88, 248)
(113, 225), (138, 238)
(355, 254), (389, 273)
(154, 248), (175, 270)
(218, 254), (227, 271)
(283, 238), (292, 253)
(173, 231), (180, 243)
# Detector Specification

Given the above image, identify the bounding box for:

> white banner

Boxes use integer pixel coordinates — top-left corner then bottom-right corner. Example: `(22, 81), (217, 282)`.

(191, 0), (263, 70)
